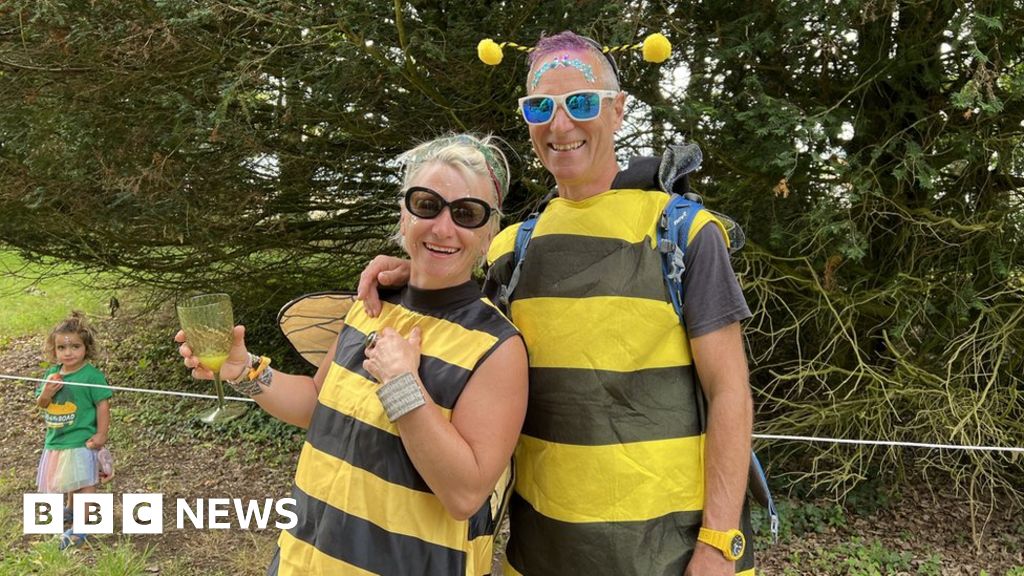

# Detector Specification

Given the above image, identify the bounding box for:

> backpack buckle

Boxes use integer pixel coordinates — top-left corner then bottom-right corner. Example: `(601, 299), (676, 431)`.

(666, 247), (685, 283)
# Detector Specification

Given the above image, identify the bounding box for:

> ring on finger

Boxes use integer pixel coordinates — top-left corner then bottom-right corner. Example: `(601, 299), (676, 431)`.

(364, 331), (378, 352)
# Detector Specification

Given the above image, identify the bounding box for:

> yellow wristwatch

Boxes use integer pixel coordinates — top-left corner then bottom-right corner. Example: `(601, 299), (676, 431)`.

(697, 527), (745, 561)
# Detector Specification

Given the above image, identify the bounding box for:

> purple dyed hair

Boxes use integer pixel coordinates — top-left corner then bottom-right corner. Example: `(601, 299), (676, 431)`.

(528, 31), (620, 89)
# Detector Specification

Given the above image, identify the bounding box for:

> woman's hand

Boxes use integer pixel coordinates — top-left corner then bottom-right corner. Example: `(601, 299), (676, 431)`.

(362, 327), (422, 383)
(175, 325), (250, 382)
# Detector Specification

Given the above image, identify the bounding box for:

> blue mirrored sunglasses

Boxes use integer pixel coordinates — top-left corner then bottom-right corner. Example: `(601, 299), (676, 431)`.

(517, 90), (620, 125)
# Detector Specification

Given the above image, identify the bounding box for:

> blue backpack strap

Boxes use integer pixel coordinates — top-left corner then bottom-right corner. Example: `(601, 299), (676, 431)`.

(660, 198), (780, 541)
(749, 452), (780, 542)
(657, 193), (703, 320)
(497, 212), (540, 312)
(514, 212), (539, 263)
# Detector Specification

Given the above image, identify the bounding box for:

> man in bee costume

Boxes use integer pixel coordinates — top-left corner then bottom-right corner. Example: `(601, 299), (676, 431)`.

(361, 30), (756, 576)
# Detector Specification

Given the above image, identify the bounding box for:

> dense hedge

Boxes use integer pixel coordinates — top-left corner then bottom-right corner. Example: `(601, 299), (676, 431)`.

(2, 1), (1021, 500)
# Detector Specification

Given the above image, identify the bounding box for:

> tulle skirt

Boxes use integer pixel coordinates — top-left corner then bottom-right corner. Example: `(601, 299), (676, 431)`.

(36, 447), (98, 494)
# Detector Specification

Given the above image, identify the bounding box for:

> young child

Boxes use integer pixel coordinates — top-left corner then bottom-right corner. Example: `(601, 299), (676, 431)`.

(35, 312), (113, 550)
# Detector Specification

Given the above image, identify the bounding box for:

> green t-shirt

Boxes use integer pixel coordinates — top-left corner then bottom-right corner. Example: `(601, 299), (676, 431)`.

(36, 363), (112, 450)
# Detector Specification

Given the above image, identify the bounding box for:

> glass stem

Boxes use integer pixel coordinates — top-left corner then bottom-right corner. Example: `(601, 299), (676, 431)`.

(213, 374), (227, 408)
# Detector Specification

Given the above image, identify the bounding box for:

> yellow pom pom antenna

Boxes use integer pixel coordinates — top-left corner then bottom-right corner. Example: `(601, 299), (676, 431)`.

(475, 33), (670, 72)
(478, 38), (503, 66)
(477, 39), (534, 67)
(641, 33), (672, 63)
(600, 33), (672, 66)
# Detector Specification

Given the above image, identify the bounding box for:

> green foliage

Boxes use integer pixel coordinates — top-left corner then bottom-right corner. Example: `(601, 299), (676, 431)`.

(2, 0), (1022, 507)
(842, 477), (896, 516)
(89, 541), (154, 576)
(0, 540), (83, 576)
(766, 498), (848, 541)
(784, 537), (928, 576)
(708, 0), (1024, 503)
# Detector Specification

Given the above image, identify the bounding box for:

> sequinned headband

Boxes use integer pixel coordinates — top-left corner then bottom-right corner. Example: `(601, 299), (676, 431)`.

(530, 54), (595, 89)
(411, 135), (509, 207)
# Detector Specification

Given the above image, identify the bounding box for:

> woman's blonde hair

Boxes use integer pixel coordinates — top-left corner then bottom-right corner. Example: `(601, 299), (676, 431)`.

(393, 133), (511, 253)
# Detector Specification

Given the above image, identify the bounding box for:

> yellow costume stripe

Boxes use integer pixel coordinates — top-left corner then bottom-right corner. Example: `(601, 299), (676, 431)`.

(689, 209), (730, 247)
(487, 222), (520, 263)
(294, 442), (465, 551)
(467, 535), (493, 576)
(346, 301), (498, 371)
(515, 434), (705, 523)
(503, 558), (524, 576)
(277, 530), (378, 576)
(487, 189), (729, 265)
(318, 363), (452, 434)
(478, 295), (513, 322)
(537, 190), (667, 246)
(510, 296), (691, 370)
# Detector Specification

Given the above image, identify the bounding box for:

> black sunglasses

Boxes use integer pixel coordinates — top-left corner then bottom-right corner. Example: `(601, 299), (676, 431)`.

(403, 186), (495, 229)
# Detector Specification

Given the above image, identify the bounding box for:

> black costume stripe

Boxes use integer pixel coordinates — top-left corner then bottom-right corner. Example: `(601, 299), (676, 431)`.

(382, 288), (514, 343)
(331, 326), (476, 411)
(504, 492), (704, 576)
(521, 366), (704, 446)
(285, 281), (520, 575)
(506, 493), (756, 575)
(332, 326), (375, 381)
(306, 403), (431, 493)
(419, 357), (473, 409)
(488, 250), (515, 277)
(467, 497), (495, 540)
(425, 298), (518, 343)
(514, 234), (668, 302)
(288, 485), (467, 576)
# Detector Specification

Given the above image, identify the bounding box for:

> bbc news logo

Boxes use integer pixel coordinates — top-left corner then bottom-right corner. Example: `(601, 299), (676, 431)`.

(24, 494), (297, 534)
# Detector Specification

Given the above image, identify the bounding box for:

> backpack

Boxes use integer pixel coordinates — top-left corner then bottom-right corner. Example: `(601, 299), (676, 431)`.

(498, 143), (779, 542)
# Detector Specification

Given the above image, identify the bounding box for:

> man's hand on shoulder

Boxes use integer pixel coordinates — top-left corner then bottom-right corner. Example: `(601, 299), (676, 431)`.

(356, 256), (411, 317)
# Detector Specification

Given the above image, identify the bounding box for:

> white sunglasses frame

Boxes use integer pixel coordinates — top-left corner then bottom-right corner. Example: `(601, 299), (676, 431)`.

(517, 90), (621, 125)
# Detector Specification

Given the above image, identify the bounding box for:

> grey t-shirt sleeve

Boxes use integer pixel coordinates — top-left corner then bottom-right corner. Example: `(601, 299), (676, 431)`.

(681, 224), (751, 337)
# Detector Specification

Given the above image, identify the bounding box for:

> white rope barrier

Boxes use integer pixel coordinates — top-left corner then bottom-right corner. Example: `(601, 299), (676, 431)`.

(0, 373), (257, 403)
(753, 433), (1024, 454)
(4, 372), (1023, 453)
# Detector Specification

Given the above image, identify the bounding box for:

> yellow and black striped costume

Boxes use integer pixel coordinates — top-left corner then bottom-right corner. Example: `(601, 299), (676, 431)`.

(486, 188), (755, 575)
(271, 281), (519, 576)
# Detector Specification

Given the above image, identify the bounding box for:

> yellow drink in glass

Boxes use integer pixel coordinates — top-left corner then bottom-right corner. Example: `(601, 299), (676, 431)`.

(177, 294), (247, 424)
(198, 354), (229, 372)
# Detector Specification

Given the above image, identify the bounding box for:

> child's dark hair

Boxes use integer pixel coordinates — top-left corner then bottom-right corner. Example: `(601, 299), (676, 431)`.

(44, 311), (100, 362)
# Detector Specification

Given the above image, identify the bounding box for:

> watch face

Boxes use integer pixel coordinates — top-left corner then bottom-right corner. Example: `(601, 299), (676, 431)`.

(730, 534), (744, 558)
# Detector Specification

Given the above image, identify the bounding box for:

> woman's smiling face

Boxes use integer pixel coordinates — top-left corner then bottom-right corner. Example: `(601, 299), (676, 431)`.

(400, 162), (496, 290)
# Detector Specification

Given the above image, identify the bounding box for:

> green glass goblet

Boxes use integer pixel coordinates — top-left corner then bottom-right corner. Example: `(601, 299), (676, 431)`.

(176, 293), (248, 424)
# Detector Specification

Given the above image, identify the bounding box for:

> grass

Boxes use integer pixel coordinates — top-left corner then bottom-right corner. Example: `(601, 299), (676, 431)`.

(0, 471), (158, 576)
(0, 250), (113, 344)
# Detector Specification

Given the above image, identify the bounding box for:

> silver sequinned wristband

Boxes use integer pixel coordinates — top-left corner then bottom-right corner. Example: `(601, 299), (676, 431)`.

(377, 372), (426, 422)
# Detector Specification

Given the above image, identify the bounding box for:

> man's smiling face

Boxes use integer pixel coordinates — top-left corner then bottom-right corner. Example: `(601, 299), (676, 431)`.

(526, 49), (624, 194)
